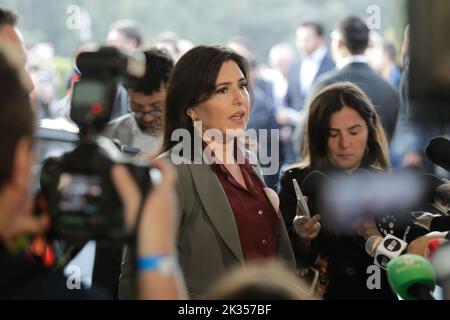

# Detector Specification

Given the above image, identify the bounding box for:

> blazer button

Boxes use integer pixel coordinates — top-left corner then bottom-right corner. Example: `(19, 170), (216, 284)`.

(262, 240), (268, 245)
(258, 210), (264, 216)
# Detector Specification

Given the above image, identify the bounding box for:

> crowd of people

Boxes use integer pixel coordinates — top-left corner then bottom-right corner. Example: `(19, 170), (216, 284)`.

(0, 5), (449, 301)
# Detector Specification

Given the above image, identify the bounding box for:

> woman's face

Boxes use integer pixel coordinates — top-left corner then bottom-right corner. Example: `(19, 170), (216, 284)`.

(327, 106), (369, 172)
(188, 60), (250, 139)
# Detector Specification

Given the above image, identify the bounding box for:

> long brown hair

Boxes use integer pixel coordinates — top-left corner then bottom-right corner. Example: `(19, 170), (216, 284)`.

(300, 82), (390, 172)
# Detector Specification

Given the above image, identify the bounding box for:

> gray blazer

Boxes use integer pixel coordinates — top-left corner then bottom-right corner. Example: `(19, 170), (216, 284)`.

(119, 147), (295, 299)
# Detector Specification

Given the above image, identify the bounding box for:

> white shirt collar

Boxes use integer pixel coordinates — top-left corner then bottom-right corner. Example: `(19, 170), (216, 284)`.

(304, 45), (328, 63)
(337, 55), (368, 69)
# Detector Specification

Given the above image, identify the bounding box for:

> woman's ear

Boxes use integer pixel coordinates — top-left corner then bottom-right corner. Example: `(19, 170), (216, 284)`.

(186, 107), (198, 122)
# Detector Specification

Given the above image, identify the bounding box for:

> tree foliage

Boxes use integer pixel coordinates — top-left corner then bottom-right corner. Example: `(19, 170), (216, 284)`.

(0, 0), (406, 61)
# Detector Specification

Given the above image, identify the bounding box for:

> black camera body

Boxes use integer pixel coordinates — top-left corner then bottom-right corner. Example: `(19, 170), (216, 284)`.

(41, 138), (152, 241)
(71, 46), (145, 132)
(40, 47), (151, 242)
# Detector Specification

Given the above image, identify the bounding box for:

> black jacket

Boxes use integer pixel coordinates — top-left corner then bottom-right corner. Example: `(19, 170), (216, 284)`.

(278, 166), (398, 300)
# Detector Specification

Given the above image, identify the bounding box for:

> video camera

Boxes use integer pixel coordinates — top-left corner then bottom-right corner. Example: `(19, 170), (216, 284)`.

(40, 47), (153, 242)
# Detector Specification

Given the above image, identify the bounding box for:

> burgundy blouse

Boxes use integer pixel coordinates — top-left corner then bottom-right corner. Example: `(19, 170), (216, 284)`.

(208, 144), (281, 262)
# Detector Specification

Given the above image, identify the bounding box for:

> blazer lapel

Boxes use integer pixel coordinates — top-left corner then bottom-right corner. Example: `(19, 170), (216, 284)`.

(188, 163), (245, 264)
(316, 51), (334, 79)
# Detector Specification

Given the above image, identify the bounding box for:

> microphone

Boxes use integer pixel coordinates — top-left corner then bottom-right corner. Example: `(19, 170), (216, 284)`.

(432, 180), (450, 217)
(425, 136), (450, 172)
(418, 173), (449, 215)
(387, 254), (436, 300)
(375, 214), (430, 243)
(430, 241), (450, 299)
(436, 180), (450, 203)
(430, 216), (450, 232)
(365, 234), (408, 270)
(422, 173), (448, 206)
(425, 237), (448, 259)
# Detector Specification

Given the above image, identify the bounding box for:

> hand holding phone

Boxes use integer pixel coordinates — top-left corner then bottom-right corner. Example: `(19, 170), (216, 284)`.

(292, 179), (321, 240)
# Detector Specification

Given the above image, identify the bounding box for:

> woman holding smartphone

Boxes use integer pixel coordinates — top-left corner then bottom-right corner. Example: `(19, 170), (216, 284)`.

(279, 82), (397, 300)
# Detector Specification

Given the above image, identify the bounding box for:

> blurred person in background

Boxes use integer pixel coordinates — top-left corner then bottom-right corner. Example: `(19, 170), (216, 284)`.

(58, 42), (99, 121)
(31, 69), (61, 119)
(176, 38), (194, 61)
(264, 42), (296, 109)
(106, 19), (143, 53)
(154, 30), (194, 62)
(280, 21), (335, 165)
(366, 32), (401, 89)
(310, 16), (399, 144)
(64, 19), (145, 122)
(154, 31), (180, 62)
(103, 48), (174, 156)
(0, 7), (34, 93)
(63, 19), (145, 123)
(106, 19), (145, 120)
(379, 42), (401, 89)
(27, 43), (64, 119)
(207, 261), (319, 300)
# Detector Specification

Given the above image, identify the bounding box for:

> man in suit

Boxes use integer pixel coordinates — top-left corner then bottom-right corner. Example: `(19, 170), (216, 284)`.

(279, 21), (335, 164)
(292, 17), (400, 161)
(310, 16), (400, 143)
(285, 21), (335, 112)
(106, 20), (145, 120)
(103, 48), (174, 156)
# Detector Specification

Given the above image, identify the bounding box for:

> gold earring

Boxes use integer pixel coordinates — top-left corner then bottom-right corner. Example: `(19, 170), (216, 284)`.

(187, 110), (197, 123)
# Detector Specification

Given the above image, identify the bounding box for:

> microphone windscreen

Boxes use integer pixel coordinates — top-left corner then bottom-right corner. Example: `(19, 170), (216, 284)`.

(387, 254), (436, 300)
(425, 137), (450, 171)
(365, 235), (382, 257)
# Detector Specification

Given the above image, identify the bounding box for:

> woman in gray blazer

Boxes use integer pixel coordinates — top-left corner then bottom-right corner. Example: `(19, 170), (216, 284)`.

(120, 45), (295, 299)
